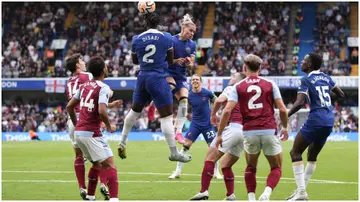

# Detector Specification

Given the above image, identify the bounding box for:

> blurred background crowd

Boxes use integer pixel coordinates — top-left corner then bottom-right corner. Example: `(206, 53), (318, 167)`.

(2, 2), (358, 134)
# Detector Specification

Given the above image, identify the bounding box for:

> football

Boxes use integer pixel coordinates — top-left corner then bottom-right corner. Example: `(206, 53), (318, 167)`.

(138, 1), (156, 14)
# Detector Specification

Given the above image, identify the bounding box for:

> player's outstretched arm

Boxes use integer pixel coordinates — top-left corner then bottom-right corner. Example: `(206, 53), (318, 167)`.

(108, 99), (123, 109)
(288, 93), (306, 118)
(331, 85), (345, 100)
(66, 98), (80, 127)
(99, 103), (116, 133)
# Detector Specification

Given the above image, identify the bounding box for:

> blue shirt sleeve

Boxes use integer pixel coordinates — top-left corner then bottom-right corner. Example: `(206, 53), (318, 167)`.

(166, 33), (173, 50)
(298, 77), (309, 94)
(328, 76), (336, 89)
(191, 41), (196, 56)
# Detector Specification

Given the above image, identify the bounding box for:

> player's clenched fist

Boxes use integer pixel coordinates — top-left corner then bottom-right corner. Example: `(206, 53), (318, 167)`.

(280, 129), (288, 141)
(210, 114), (218, 126)
(112, 99), (123, 108)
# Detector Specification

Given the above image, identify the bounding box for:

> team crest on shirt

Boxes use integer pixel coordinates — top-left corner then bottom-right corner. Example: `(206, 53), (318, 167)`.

(202, 97), (207, 101)
(186, 47), (191, 54)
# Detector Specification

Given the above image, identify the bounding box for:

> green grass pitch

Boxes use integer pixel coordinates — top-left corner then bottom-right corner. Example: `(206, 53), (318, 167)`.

(2, 141), (358, 200)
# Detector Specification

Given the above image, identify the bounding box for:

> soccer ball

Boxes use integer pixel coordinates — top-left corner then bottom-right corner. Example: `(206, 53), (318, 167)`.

(138, 1), (156, 14)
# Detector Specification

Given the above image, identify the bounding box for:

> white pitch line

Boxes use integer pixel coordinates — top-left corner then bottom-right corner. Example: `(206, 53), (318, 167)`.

(1, 179), (357, 185)
(2, 170), (358, 185)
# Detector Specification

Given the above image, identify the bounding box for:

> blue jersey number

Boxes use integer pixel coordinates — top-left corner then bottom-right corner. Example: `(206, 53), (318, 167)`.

(315, 86), (331, 107)
(206, 131), (215, 139)
(143, 45), (156, 63)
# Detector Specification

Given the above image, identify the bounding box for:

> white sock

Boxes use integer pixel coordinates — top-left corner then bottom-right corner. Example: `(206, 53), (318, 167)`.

(160, 116), (178, 155)
(214, 160), (221, 175)
(175, 148), (186, 172)
(120, 109), (141, 146)
(304, 162), (316, 187)
(175, 100), (187, 133)
(248, 192), (256, 201)
(109, 198), (119, 201)
(86, 195), (95, 200)
(292, 162), (306, 191)
(263, 186), (272, 195)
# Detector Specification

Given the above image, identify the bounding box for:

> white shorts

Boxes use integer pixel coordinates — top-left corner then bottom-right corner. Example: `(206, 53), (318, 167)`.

(244, 134), (282, 156)
(67, 119), (78, 148)
(74, 133), (113, 163)
(210, 123), (244, 157)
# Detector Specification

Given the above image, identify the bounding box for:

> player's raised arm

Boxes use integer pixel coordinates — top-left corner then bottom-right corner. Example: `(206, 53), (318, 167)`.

(66, 89), (81, 127)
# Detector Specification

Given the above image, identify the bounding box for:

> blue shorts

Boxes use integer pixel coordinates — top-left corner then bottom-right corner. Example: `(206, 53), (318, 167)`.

(168, 74), (188, 94)
(133, 75), (173, 108)
(185, 124), (216, 144)
(300, 122), (333, 147)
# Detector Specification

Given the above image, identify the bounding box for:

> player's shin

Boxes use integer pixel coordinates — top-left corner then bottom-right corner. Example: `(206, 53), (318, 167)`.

(245, 166), (257, 199)
(160, 116), (178, 155)
(74, 157), (86, 189)
(87, 167), (101, 199)
(264, 166), (282, 195)
(106, 167), (118, 199)
(304, 162), (316, 186)
(201, 161), (215, 192)
(222, 167), (234, 196)
(100, 167), (107, 185)
(175, 98), (188, 133)
(292, 161), (306, 191)
(120, 110), (141, 146)
(175, 147), (188, 172)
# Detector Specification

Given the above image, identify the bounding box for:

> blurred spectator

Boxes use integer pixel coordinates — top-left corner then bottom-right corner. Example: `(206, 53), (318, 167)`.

(29, 129), (41, 140)
(314, 2), (351, 75)
(208, 2), (289, 76)
(2, 2), (207, 78)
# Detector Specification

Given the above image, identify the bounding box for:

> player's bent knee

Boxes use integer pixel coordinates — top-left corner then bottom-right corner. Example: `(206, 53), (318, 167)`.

(179, 96), (188, 102)
(307, 154), (318, 162)
(245, 165), (257, 173)
(290, 150), (303, 162)
(169, 82), (176, 91)
(74, 148), (83, 158)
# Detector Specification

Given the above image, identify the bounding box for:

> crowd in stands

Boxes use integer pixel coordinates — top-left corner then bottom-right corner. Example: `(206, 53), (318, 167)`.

(2, 2), (355, 78)
(2, 2), (207, 78)
(2, 2), (69, 78)
(205, 2), (290, 76)
(2, 100), (358, 133)
(292, 2), (351, 76)
(315, 2), (351, 76)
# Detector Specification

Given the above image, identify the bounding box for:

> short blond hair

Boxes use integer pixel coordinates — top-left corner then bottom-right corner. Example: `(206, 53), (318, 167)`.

(244, 54), (263, 72)
(181, 14), (195, 26)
